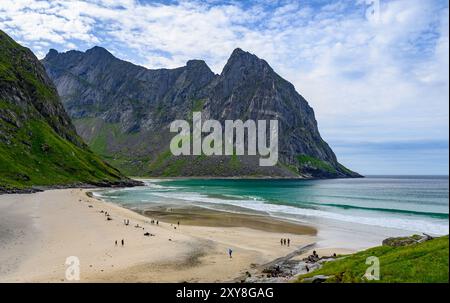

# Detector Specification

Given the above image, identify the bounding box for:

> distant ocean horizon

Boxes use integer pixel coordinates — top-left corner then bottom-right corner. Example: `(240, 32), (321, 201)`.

(96, 175), (449, 236)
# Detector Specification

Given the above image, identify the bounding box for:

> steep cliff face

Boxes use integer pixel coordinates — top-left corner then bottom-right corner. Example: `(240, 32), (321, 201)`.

(199, 49), (345, 175)
(0, 30), (138, 193)
(42, 46), (360, 178)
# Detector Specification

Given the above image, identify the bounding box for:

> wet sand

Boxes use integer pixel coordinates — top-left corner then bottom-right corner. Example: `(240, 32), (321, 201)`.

(142, 205), (316, 235)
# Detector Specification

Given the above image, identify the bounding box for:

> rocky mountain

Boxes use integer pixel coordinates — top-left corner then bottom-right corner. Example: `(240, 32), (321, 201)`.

(0, 30), (139, 193)
(42, 46), (360, 178)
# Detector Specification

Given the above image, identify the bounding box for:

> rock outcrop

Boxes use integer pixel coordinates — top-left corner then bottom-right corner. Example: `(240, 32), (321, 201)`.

(382, 234), (434, 247)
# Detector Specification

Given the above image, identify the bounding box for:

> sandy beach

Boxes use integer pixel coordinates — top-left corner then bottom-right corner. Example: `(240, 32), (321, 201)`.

(0, 188), (330, 282)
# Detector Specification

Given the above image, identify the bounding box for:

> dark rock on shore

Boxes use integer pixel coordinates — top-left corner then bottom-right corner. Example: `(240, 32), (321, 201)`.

(382, 234), (434, 247)
(0, 179), (144, 195)
(0, 187), (42, 195)
(302, 274), (334, 283)
(237, 243), (343, 283)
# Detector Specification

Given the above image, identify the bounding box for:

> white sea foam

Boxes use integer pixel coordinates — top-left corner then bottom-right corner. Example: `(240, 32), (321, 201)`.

(150, 191), (449, 235)
(96, 180), (449, 236)
(92, 192), (104, 198)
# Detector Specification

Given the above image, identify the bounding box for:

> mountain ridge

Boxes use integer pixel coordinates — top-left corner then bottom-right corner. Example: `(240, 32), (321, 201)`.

(42, 46), (361, 179)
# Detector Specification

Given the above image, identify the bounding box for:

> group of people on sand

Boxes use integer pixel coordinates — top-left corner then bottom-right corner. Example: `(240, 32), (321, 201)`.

(280, 238), (290, 246)
(135, 223), (145, 230)
(100, 210), (112, 221)
(115, 239), (125, 247)
(170, 221), (180, 230)
(90, 202), (169, 247)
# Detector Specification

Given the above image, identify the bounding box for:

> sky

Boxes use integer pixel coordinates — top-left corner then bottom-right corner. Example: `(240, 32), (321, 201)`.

(0, 0), (448, 175)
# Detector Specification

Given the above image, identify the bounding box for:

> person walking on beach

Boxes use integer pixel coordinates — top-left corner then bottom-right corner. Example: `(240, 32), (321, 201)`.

(280, 238), (283, 246)
(283, 239), (286, 246)
(228, 248), (233, 258)
(121, 239), (124, 247)
(115, 240), (117, 246)
(287, 238), (290, 247)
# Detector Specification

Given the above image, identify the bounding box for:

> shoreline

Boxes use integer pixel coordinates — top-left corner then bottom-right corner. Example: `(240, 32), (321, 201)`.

(0, 174), (369, 195)
(0, 188), (332, 282)
(0, 180), (144, 195)
(131, 175), (364, 181)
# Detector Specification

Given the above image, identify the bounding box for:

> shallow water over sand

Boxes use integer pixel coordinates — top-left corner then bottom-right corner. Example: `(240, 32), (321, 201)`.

(97, 176), (449, 239)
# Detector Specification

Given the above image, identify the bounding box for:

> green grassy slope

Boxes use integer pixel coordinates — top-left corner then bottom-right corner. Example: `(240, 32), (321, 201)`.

(297, 236), (449, 283)
(0, 115), (125, 190)
(0, 29), (133, 192)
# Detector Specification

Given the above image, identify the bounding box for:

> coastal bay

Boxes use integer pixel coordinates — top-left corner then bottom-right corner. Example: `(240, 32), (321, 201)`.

(0, 189), (320, 282)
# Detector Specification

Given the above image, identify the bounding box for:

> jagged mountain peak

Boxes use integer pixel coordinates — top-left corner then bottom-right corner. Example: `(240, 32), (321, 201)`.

(186, 59), (207, 67)
(228, 48), (269, 65)
(182, 59), (216, 88)
(222, 47), (273, 77)
(185, 59), (214, 74)
(45, 48), (59, 59)
(228, 48), (258, 61)
(43, 46), (115, 64)
(44, 46), (112, 58)
(85, 46), (114, 56)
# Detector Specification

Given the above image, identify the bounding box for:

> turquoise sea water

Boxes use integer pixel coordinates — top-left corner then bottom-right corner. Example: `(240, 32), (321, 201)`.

(97, 176), (449, 235)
